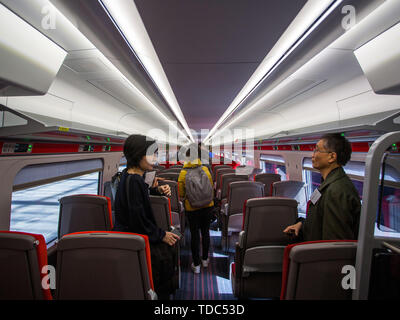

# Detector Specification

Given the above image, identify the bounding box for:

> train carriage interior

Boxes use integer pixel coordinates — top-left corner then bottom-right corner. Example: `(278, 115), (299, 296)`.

(0, 0), (400, 302)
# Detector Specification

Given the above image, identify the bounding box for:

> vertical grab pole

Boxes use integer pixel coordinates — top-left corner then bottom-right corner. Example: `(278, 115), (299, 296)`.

(353, 131), (400, 300)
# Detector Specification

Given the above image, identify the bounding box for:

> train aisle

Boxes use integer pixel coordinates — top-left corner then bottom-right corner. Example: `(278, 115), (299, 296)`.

(174, 227), (236, 300)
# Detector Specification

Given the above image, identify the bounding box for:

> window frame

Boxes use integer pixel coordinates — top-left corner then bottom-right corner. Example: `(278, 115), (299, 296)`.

(9, 159), (105, 243)
(302, 157), (400, 193)
(10, 170), (102, 244)
(13, 159), (104, 192)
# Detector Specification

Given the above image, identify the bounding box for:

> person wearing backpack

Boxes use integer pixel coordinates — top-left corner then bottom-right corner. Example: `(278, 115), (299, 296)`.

(178, 143), (214, 274)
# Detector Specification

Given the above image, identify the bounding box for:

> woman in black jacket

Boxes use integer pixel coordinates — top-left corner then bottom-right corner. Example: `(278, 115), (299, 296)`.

(114, 134), (180, 298)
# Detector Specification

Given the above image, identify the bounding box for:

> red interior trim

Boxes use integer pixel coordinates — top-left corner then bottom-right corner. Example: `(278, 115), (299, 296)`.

(167, 198), (173, 225)
(0, 231), (52, 300)
(351, 142), (370, 153)
(63, 231), (154, 290)
(31, 143), (79, 154)
(104, 196), (113, 230)
(298, 144), (315, 151)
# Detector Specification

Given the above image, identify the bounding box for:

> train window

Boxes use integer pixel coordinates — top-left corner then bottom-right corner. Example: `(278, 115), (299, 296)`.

(10, 159), (103, 244)
(302, 169), (322, 202)
(158, 149), (167, 164)
(10, 171), (100, 244)
(377, 185), (400, 233)
(119, 156), (127, 171)
(168, 147), (179, 164)
(377, 154), (400, 234)
(303, 158), (365, 200)
(231, 152), (241, 163)
(242, 153), (254, 166)
(260, 155), (287, 181)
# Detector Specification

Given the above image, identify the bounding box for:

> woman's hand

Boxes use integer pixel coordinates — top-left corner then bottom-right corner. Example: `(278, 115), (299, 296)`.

(162, 231), (180, 246)
(152, 177), (162, 188)
(158, 184), (171, 197)
(283, 222), (302, 237)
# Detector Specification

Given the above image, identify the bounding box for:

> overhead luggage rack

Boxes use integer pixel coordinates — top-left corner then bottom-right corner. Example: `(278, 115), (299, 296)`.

(0, 104), (125, 155)
(249, 110), (400, 154)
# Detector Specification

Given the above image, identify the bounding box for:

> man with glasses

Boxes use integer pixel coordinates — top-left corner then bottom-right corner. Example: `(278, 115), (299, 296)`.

(283, 133), (361, 241)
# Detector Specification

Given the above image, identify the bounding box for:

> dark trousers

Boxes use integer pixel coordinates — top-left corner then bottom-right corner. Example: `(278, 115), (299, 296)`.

(149, 242), (177, 298)
(187, 207), (212, 266)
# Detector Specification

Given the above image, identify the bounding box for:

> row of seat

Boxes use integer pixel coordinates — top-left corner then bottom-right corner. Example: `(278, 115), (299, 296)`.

(209, 166), (357, 300)
(216, 179), (305, 250)
(0, 226), (357, 300)
(229, 197), (357, 299)
(60, 192), (183, 237)
(0, 230), (157, 300)
(156, 163), (230, 182)
(1, 191), (181, 300)
(214, 166), (304, 199)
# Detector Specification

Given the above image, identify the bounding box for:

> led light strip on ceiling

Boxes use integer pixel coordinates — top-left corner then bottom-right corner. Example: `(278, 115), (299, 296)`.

(208, 0), (400, 146)
(40, 0), (190, 144)
(204, 0), (344, 145)
(98, 0), (194, 143)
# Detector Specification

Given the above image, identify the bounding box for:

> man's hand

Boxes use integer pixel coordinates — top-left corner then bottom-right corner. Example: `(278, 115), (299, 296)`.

(162, 231), (180, 246)
(283, 222), (303, 237)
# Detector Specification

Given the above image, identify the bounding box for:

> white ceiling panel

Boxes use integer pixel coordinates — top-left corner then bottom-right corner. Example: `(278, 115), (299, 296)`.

(63, 57), (110, 74)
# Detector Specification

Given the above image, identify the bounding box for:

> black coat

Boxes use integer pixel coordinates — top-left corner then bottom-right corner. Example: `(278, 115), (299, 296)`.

(114, 171), (166, 243)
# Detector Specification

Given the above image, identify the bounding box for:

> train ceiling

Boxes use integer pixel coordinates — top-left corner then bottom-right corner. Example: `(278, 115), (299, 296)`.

(0, 0), (400, 146)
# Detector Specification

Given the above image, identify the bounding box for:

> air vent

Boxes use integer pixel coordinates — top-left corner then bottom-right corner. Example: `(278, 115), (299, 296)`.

(0, 111), (27, 127)
(63, 58), (109, 73)
(87, 79), (138, 112)
(262, 78), (325, 113)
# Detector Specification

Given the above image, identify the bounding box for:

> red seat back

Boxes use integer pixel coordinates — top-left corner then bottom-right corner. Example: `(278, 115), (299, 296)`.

(0, 231), (52, 300)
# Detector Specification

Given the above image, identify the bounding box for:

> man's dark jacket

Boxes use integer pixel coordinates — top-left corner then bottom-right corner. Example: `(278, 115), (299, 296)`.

(300, 166), (361, 241)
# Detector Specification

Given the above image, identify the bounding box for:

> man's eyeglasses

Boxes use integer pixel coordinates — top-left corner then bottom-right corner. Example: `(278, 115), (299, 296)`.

(312, 147), (332, 154)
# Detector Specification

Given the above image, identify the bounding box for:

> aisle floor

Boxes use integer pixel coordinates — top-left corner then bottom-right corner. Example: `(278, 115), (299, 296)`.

(174, 229), (237, 300)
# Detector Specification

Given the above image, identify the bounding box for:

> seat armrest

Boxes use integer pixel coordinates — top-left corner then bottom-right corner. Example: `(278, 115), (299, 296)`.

(242, 246), (286, 275)
(234, 242), (243, 267)
(238, 231), (245, 249)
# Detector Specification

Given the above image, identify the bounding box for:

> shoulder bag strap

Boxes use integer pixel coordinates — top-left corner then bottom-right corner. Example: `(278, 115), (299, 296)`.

(125, 174), (132, 209)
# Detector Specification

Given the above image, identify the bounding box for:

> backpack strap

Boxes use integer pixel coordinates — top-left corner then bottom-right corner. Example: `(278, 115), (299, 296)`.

(125, 174), (132, 209)
(111, 171), (123, 200)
